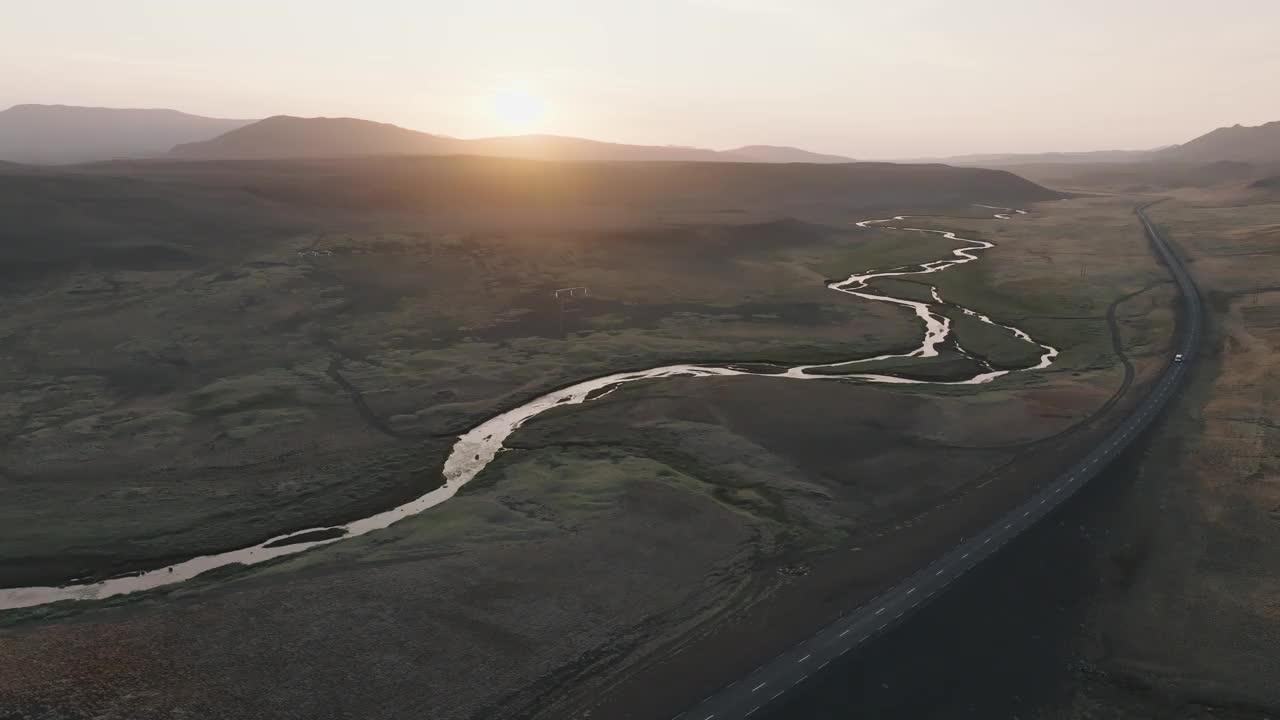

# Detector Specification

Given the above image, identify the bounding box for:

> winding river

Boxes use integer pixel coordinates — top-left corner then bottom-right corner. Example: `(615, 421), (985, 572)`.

(0, 206), (1057, 611)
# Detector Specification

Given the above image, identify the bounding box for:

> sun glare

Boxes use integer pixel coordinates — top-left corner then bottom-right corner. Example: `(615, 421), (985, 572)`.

(489, 90), (549, 134)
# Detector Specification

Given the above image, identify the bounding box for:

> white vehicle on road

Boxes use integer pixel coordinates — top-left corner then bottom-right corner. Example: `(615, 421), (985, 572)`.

(1174, 353), (1185, 363)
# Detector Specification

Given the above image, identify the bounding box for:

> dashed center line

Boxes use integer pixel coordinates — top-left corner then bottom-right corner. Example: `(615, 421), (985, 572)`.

(752, 682), (767, 693)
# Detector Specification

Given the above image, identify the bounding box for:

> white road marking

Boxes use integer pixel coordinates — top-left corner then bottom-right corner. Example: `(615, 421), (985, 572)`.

(875, 608), (885, 615)
(772, 691), (784, 700)
(798, 654), (810, 663)
(746, 708), (759, 717)
(984, 537), (991, 544)
(820, 660), (830, 669)
(840, 629), (852, 637)
(962, 553), (970, 559)
(752, 682), (767, 692)
(936, 569), (944, 576)
(907, 587), (917, 594)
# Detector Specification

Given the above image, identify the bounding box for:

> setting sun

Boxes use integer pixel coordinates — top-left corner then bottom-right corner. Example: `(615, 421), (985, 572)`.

(488, 90), (548, 134)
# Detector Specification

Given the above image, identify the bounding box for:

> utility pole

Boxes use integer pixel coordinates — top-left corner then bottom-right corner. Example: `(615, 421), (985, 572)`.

(554, 286), (589, 338)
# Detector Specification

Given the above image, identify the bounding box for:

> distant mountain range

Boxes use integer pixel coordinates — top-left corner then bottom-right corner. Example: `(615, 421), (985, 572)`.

(918, 120), (1280, 168)
(5, 103), (1278, 168)
(918, 149), (1161, 167)
(1, 105), (855, 165)
(151, 115), (1280, 168)
(0, 105), (253, 164)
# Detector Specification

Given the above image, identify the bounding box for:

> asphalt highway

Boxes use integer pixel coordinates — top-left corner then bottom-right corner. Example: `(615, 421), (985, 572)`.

(677, 205), (1201, 720)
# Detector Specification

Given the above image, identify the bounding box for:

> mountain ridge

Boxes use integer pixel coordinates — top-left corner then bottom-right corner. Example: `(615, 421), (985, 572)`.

(0, 104), (254, 164)
(1155, 120), (1280, 164)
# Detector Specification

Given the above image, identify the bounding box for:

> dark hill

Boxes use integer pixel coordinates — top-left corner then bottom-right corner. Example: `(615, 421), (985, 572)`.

(0, 156), (1061, 288)
(74, 155), (1061, 228)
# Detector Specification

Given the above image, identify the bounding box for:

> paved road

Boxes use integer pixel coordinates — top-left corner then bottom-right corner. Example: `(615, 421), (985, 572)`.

(678, 205), (1201, 720)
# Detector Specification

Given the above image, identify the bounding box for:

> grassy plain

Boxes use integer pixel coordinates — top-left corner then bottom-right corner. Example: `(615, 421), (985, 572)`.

(0, 207), (931, 583)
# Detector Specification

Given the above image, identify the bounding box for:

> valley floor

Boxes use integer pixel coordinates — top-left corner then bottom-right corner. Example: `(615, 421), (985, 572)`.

(0, 194), (1171, 720)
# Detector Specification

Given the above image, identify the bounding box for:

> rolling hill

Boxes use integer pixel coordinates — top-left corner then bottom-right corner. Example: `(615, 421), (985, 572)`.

(455, 133), (728, 162)
(721, 145), (854, 163)
(170, 115), (457, 159)
(0, 104), (253, 164)
(171, 115), (855, 164)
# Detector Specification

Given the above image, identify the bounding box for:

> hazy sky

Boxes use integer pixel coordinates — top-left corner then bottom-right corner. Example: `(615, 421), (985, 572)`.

(3, 0), (1279, 158)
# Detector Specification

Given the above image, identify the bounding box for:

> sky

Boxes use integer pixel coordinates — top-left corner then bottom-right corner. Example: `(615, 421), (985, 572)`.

(3, 0), (1279, 159)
